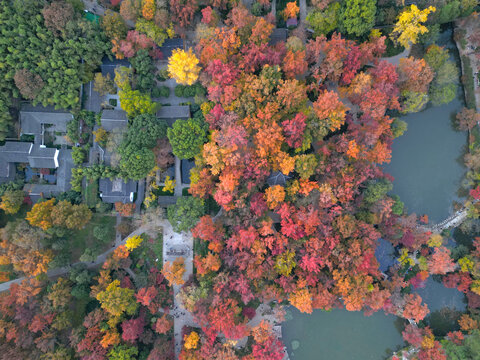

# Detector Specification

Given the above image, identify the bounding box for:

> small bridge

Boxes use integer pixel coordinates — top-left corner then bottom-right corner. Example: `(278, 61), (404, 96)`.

(418, 207), (470, 233)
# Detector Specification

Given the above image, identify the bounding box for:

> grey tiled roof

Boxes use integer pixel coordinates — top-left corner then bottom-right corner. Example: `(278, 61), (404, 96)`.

(84, 81), (104, 113)
(181, 159), (195, 184)
(101, 57), (131, 78)
(20, 104), (72, 135)
(0, 142), (58, 167)
(0, 162), (15, 179)
(156, 105), (190, 120)
(23, 149), (74, 202)
(28, 146), (58, 169)
(99, 178), (137, 203)
(101, 110), (128, 131)
(267, 171), (291, 186)
(0, 142), (32, 163)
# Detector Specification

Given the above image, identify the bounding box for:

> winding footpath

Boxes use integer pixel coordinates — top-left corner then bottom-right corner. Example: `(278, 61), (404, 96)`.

(0, 216), (198, 358)
(0, 219), (163, 292)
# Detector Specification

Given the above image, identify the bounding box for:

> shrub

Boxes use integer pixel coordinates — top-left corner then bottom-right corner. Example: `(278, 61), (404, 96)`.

(152, 86), (170, 98)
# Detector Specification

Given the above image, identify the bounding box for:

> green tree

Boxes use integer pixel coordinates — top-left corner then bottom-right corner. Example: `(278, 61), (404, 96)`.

(430, 83), (457, 106)
(0, 189), (24, 215)
(435, 61), (459, 86)
(93, 73), (116, 96)
(424, 45), (458, 106)
(391, 119), (408, 138)
(124, 114), (167, 149)
(72, 146), (87, 165)
(93, 225), (111, 244)
(118, 145), (156, 180)
(135, 18), (168, 46)
(79, 247), (99, 262)
(131, 49), (156, 93)
(96, 279), (138, 317)
(47, 277), (72, 309)
(0, 2), (109, 111)
(0, 2), (106, 138)
(435, 0), (460, 24)
(363, 178), (392, 204)
(101, 9), (127, 40)
(306, 3), (340, 36)
(401, 91), (429, 114)
(340, 0), (376, 37)
(390, 194), (404, 215)
(108, 344), (138, 360)
(295, 154), (318, 179)
(71, 167), (84, 192)
(167, 196), (205, 233)
(167, 118), (208, 159)
(442, 330), (480, 360)
(119, 88), (157, 118)
(424, 45), (449, 72)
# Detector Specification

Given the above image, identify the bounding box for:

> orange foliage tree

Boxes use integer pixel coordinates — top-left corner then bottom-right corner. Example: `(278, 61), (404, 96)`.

(162, 257), (186, 286)
(26, 198), (55, 230)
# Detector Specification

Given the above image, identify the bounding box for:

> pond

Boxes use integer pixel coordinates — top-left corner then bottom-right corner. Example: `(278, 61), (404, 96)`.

(282, 308), (404, 360)
(283, 29), (468, 360)
(383, 29), (467, 224)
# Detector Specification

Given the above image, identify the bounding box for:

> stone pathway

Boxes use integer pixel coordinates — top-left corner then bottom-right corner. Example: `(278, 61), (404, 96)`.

(380, 46), (411, 66)
(161, 220), (196, 357)
(115, 213), (122, 245)
(299, 0), (307, 25)
(455, 14), (480, 112)
(81, 0), (105, 16)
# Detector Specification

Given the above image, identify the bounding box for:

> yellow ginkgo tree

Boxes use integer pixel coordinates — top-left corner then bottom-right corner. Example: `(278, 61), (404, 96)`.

(167, 48), (200, 85)
(126, 235), (143, 251)
(391, 5), (435, 49)
(163, 176), (176, 193)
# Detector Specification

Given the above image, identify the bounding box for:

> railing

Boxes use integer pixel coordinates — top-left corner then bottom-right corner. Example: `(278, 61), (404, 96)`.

(419, 206), (471, 233)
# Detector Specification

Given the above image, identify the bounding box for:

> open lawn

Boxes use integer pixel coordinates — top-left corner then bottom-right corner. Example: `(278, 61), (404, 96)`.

(70, 214), (116, 262)
(84, 179), (99, 208)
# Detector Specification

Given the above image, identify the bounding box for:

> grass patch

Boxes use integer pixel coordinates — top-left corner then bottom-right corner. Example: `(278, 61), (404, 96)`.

(130, 231), (164, 271)
(384, 35), (404, 57)
(70, 214), (116, 262)
(194, 238), (208, 257)
(151, 232), (163, 266)
(84, 179), (99, 208)
(154, 187), (175, 197)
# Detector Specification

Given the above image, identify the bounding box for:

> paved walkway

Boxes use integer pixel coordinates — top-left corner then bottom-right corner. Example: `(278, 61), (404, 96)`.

(82, 0), (105, 16)
(381, 46), (411, 66)
(299, 0), (307, 25)
(455, 14), (480, 112)
(0, 216), (197, 359)
(0, 220), (162, 293)
(161, 220), (196, 357)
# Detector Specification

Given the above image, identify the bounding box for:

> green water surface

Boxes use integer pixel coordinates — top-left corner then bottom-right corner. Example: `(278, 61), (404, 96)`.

(282, 308), (404, 360)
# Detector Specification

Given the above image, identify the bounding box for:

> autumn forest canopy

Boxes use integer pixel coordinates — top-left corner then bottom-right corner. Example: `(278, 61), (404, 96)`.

(0, 0), (479, 359)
